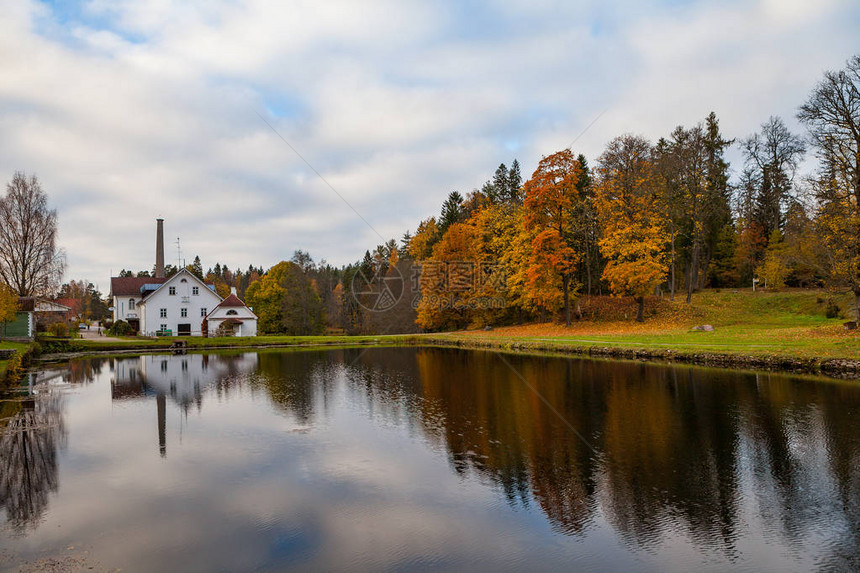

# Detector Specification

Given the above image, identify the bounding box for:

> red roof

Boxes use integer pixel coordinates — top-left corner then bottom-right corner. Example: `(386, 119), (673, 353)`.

(110, 277), (167, 296)
(216, 293), (246, 308)
(56, 298), (82, 314)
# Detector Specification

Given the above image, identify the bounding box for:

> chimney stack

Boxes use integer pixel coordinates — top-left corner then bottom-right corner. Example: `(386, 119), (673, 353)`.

(155, 218), (165, 278)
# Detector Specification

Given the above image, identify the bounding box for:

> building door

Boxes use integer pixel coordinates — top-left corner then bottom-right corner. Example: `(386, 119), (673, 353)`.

(177, 323), (192, 336)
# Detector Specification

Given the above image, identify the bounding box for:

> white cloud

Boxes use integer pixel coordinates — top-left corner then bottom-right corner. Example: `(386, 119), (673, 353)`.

(0, 0), (856, 283)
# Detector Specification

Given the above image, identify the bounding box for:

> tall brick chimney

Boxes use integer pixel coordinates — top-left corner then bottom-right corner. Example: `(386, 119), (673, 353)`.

(155, 218), (165, 278)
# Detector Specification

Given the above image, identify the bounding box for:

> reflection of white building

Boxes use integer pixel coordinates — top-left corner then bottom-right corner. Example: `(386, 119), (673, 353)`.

(110, 353), (259, 406)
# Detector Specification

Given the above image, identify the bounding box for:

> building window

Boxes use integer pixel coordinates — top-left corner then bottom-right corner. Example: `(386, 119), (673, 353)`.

(192, 286), (199, 296)
(129, 298), (135, 310)
(160, 324), (167, 332)
(169, 286), (176, 295)
(160, 308), (167, 318)
(180, 278), (188, 283)
(181, 308), (187, 317)
(226, 309), (239, 316)
(200, 308), (207, 317)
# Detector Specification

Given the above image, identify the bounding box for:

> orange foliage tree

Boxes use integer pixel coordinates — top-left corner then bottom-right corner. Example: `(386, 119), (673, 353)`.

(520, 149), (582, 325)
(595, 135), (667, 322)
(416, 222), (480, 330)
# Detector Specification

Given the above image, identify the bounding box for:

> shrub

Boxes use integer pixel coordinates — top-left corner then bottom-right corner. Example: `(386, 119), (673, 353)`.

(825, 299), (840, 319)
(216, 322), (235, 337)
(48, 322), (69, 337)
(108, 320), (133, 336)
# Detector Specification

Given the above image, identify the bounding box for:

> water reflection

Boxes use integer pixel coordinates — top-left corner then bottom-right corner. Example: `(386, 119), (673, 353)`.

(1, 348), (858, 571)
(110, 353), (259, 457)
(0, 393), (65, 534)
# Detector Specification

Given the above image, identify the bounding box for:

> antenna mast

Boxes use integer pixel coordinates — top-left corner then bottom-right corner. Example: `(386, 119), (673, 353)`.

(176, 237), (183, 269)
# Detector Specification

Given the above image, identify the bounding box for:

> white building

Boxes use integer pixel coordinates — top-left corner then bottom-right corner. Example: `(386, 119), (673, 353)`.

(108, 219), (257, 337)
(109, 276), (168, 331)
(137, 268), (223, 336)
(206, 289), (258, 337)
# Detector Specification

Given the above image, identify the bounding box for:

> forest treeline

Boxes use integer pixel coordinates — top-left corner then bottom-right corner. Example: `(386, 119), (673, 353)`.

(114, 55), (860, 335)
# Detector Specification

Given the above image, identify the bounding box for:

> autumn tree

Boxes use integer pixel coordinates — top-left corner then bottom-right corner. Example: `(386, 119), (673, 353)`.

(595, 135), (667, 322)
(416, 222), (479, 330)
(0, 172), (65, 296)
(245, 261), (324, 335)
(520, 149), (582, 325)
(0, 283), (18, 335)
(407, 218), (440, 260)
(280, 263), (325, 335)
(799, 54), (860, 319)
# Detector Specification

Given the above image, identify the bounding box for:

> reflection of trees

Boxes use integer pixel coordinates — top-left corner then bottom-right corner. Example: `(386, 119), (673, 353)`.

(65, 358), (103, 384)
(409, 348), (860, 562)
(0, 392), (65, 534)
(256, 350), (338, 424)
(415, 349), (602, 534)
(600, 366), (743, 555)
(741, 375), (860, 570)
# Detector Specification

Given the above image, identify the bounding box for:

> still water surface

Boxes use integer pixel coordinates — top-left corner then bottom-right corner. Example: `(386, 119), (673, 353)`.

(1, 348), (859, 571)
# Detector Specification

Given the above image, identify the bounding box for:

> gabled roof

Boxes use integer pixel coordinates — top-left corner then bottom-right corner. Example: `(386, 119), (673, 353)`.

(206, 291), (257, 319)
(56, 298), (82, 314)
(16, 297), (72, 312)
(216, 294), (246, 307)
(111, 277), (167, 297)
(136, 268), (222, 305)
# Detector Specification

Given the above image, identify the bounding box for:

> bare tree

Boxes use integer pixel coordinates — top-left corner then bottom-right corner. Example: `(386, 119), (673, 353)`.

(799, 54), (860, 320)
(742, 117), (806, 240)
(798, 54), (860, 209)
(0, 172), (65, 296)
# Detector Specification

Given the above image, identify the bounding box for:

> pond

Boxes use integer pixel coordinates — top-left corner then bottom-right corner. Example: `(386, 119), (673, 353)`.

(1, 347), (859, 571)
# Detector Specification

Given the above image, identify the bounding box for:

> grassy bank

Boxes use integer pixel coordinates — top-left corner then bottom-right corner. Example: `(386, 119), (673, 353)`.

(441, 289), (858, 360)
(0, 341), (36, 388)
(31, 289), (860, 378)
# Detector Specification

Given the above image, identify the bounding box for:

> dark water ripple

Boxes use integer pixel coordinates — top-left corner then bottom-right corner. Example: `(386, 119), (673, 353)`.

(0, 347), (858, 571)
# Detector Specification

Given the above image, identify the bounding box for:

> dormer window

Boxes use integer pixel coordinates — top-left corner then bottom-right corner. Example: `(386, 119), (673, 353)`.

(169, 286), (176, 295)
(129, 298), (136, 310)
(226, 309), (239, 316)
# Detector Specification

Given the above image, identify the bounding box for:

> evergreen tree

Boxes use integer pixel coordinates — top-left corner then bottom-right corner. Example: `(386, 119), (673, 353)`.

(439, 191), (464, 233)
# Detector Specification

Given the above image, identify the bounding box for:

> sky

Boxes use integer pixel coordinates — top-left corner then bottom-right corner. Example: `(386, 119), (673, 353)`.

(0, 0), (858, 289)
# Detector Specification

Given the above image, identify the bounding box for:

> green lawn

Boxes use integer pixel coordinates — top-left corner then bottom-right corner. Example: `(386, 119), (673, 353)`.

(437, 289), (859, 360)
(25, 289), (860, 375)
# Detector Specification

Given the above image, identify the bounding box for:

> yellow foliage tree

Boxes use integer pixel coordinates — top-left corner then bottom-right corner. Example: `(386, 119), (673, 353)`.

(470, 202), (523, 326)
(595, 135), (667, 322)
(757, 230), (790, 289)
(416, 223), (479, 330)
(408, 217), (440, 261)
(0, 283), (18, 333)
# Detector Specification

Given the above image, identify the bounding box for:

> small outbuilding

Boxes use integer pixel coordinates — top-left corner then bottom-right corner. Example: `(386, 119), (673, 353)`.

(205, 289), (257, 337)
